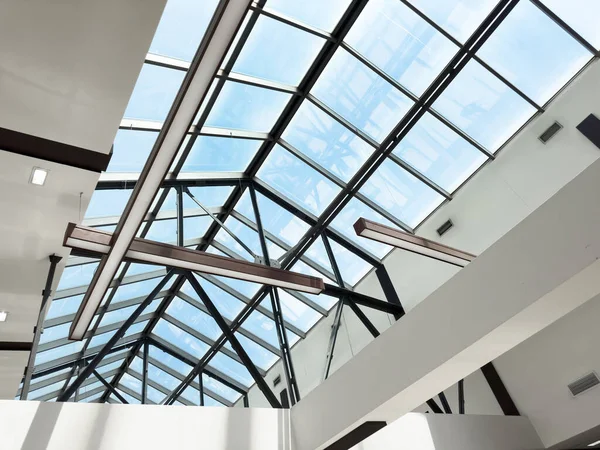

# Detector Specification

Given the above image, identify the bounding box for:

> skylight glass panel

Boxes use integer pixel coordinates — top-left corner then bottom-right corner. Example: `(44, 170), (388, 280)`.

(331, 196), (395, 258)
(265, 0), (351, 32)
(146, 363), (181, 393)
(238, 190), (311, 247)
(235, 333), (278, 370)
(113, 388), (141, 404)
(203, 374), (241, 403)
(182, 276), (244, 320)
(327, 238), (373, 286)
(204, 82), (292, 132)
(143, 216), (212, 243)
(124, 263), (164, 278)
(257, 144), (341, 216)
(276, 289), (321, 331)
(345, 0), (458, 96)
(477, 0), (591, 104)
(110, 277), (164, 304)
(107, 130), (158, 173)
(30, 368), (71, 386)
(360, 158), (444, 228)
(149, 0), (220, 62)
(407, 0), (498, 43)
(179, 136), (262, 172)
(187, 186), (233, 207)
(46, 294), (84, 320)
(209, 352), (253, 387)
(166, 297), (221, 340)
(233, 15), (324, 85)
(211, 275), (262, 299)
(148, 346), (192, 377)
(39, 322), (70, 345)
(392, 112), (487, 192)
(81, 393), (103, 403)
(97, 359), (125, 375)
(182, 386), (205, 405)
(432, 59), (537, 152)
(152, 319), (210, 359)
(57, 263), (98, 291)
(304, 238), (335, 279)
(288, 261), (338, 310)
(29, 380), (65, 400)
(311, 48), (413, 142)
(243, 308), (299, 348)
(79, 381), (103, 396)
(35, 341), (84, 366)
(98, 300), (161, 329)
(123, 64), (185, 122)
(120, 373), (142, 395)
(540, 0), (600, 48)
(282, 101), (374, 182)
(85, 190), (132, 220)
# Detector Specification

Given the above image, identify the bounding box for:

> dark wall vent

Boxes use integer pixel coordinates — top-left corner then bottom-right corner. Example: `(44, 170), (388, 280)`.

(273, 375), (281, 387)
(437, 219), (453, 237)
(568, 372), (600, 397)
(539, 121), (563, 144)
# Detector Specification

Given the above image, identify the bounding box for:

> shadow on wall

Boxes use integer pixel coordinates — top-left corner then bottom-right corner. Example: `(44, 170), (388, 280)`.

(20, 401), (111, 450)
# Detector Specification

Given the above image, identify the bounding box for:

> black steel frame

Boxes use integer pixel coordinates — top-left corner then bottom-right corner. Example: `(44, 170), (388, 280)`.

(30, 0), (600, 408)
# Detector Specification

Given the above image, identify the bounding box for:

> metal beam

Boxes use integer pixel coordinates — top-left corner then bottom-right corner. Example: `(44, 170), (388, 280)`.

(481, 362), (520, 416)
(458, 379), (465, 414)
(57, 271), (176, 401)
(20, 254), (62, 400)
(181, 272), (281, 408)
(426, 398), (443, 414)
(142, 340), (149, 404)
(93, 370), (129, 404)
(375, 266), (405, 320)
(250, 184), (300, 405)
(438, 392), (452, 414)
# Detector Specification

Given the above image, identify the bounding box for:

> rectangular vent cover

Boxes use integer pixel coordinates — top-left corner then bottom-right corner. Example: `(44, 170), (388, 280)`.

(437, 219), (453, 237)
(539, 121), (563, 144)
(568, 372), (600, 397)
(273, 375), (281, 387)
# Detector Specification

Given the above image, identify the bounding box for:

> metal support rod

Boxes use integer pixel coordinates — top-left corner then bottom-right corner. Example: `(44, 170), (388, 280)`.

(481, 362), (520, 416)
(321, 234), (380, 338)
(375, 266), (405, 320)
(458, 379), (465, 414)
(322, 285), (404, 316)
(322, 300), (344, 381)
(426, 398), (443, 414)
(74, 362), (81, 402)
(198, 373), (204, 406)
(20, 254), (62, 400)
(438, 392), (452, 414)
(184, 186), (257, 259)
(176, 186), (184, 247)
(250, 184), (300, 405)
(243, 394), (249, 408)
(142, 339), (149, 404)
(57, 270), (175, 402)
(183, 272), (281, 408)
(93, 370), (129, 404)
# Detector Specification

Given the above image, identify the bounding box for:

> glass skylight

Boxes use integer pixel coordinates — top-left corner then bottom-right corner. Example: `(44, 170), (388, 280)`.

(33, 0), (596, 406)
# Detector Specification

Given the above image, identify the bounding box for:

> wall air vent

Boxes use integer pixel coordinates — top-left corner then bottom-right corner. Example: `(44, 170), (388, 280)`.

(273, 375), (281, 387)
(568, 372), (600, 397)
(539, 121), (563, 144)
(437, 219), (453, 237)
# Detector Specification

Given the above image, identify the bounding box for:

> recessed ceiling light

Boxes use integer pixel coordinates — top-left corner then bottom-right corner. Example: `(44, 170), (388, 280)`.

(588, 440), (600, 447)
(0, 311), (8, 322)
(30, 167), (48, 186)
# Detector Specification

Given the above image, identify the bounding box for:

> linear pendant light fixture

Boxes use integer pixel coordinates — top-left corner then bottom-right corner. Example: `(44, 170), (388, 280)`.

(67, 0), (252, 340)
(64, 223), (324, 293)
(354, 218), (476, 267)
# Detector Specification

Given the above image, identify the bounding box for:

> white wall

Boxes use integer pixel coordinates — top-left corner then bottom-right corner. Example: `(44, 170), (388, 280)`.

(241, 58), (600, 410)
(353, 413), (543, 450)
(0, 400), (290, 450)
(494, 294), (600, 448)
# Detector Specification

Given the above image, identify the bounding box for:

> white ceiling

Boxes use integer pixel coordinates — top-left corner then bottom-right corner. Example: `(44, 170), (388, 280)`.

(0, 0), (168, 398)
(0, 0), (167, 153)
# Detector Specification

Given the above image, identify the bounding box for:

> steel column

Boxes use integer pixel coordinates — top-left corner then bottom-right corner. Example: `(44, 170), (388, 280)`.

(322, 300), (344, 381)
(142, 339), (149, 404)
(458, 379), (465, 414)
(176, 186), (184, 247)
(20, 254), (62, 400)
(57, 270), (175, 402)
(250, 184), (300, 405)
(481, 362), (520, 416)
(199, 373), (204, 406)
(438, 392), (452, 414)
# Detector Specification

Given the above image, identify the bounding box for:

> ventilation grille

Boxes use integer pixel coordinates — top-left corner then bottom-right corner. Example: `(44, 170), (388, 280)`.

(539, 121), (563, 144)
(273, 375), (281, 387)
(437, 219), (453, 237)
(568, 372), (600, 397)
